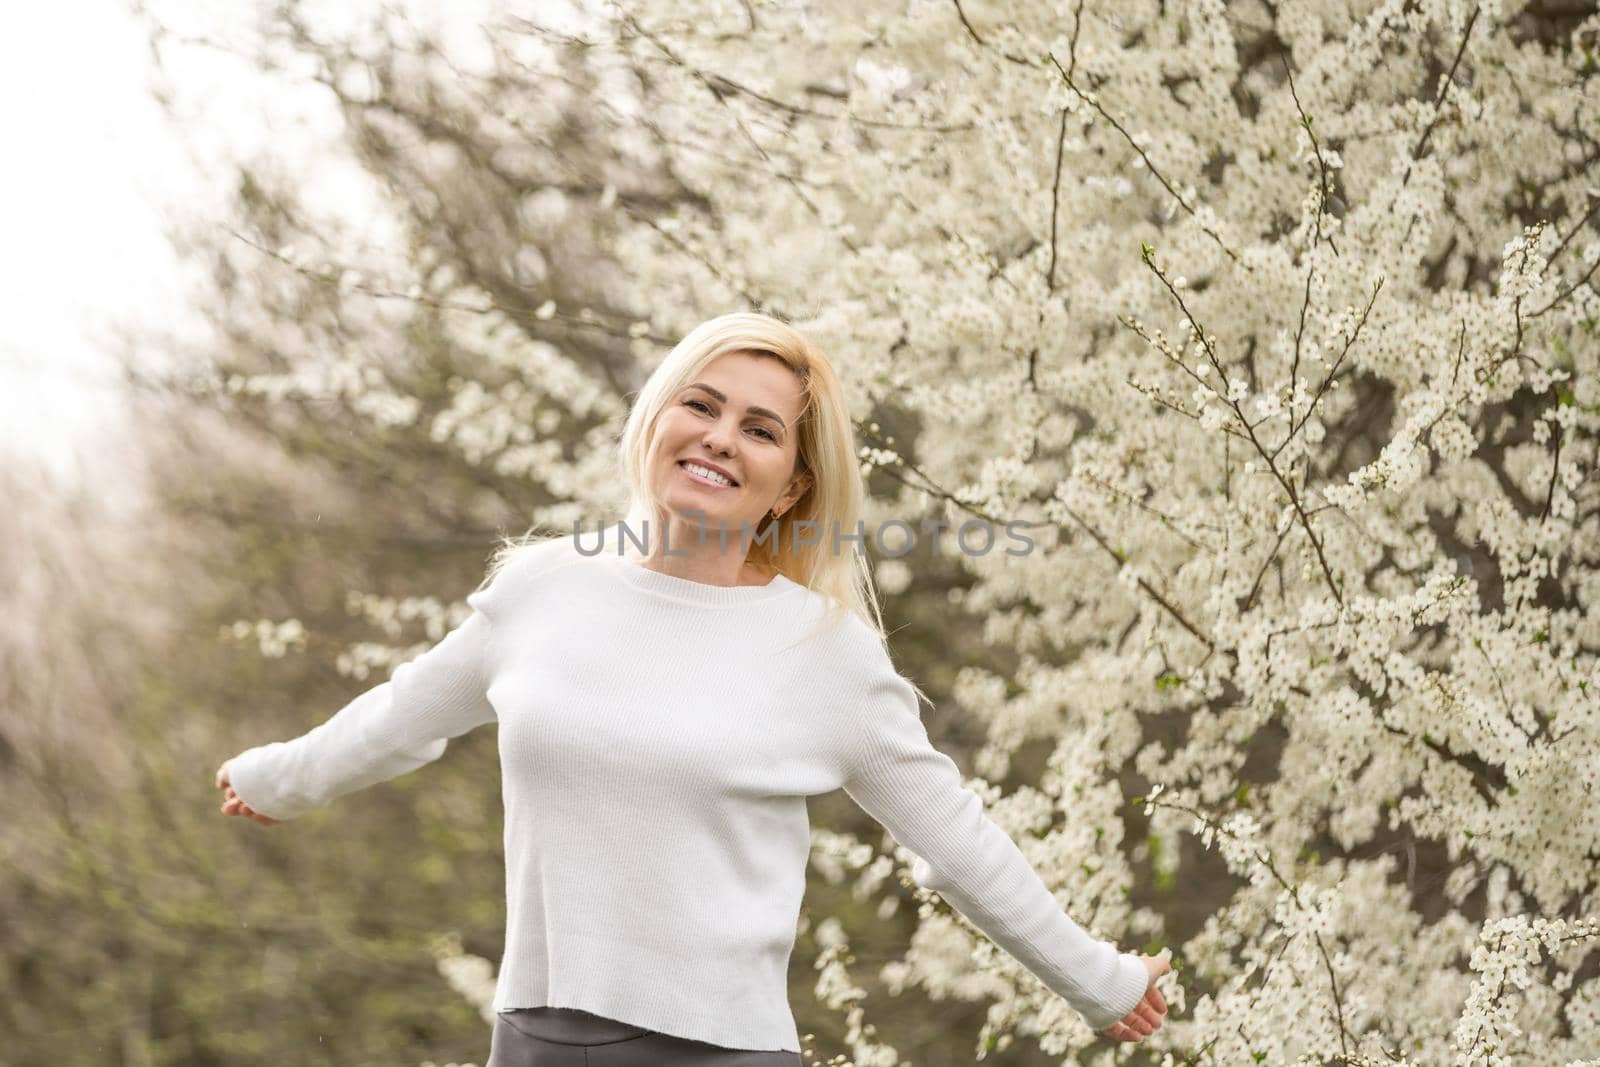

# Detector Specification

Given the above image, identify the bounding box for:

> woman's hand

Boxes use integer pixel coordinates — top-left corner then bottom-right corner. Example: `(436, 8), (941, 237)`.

(1099, 949), (1172, 1043)
(216, 760), (282, 826)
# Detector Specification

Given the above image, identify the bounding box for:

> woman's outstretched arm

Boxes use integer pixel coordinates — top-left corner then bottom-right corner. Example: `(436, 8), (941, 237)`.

(837, 641), (1161, 1038)
(219, 575), (508, 822)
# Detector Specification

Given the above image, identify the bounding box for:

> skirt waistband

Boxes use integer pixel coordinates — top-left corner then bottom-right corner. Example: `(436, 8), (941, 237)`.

(497, 1005), (654, 1044)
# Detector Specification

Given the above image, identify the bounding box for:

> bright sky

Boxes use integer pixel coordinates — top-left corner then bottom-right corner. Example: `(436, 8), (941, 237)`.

(0, 0), (518, 488)
(0, 1), (204, 486)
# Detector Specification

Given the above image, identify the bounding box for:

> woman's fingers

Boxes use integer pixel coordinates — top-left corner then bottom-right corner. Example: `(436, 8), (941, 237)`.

(1146, 982), (1168, 1015)
(1102, 1011), (1161, 1042)
(1098, 951), (1173, 1043)
(220, 798), (280, 825)
(1101, 997), (1167, 1044)
(217, 772), (280, 824)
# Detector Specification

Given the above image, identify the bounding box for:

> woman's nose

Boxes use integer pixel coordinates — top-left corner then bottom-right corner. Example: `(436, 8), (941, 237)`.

(703, 422), (737, 454)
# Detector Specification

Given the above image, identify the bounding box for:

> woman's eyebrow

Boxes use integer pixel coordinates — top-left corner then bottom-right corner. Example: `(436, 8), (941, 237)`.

(682, 383), (788, 427)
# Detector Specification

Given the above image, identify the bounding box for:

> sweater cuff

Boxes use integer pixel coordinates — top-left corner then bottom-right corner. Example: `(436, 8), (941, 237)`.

(1078, 951), (1151, 1031)
(225, 747), (308, 821)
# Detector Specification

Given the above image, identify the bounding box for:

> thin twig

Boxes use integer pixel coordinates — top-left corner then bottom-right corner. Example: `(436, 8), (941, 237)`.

(1046, 53), (1240, 263)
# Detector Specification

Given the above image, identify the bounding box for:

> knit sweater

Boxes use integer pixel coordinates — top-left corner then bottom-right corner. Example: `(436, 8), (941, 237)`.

(225, 527), (1151, 1052)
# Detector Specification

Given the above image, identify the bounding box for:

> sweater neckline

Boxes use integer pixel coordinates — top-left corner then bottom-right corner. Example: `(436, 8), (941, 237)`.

(600, 551), (799, 607)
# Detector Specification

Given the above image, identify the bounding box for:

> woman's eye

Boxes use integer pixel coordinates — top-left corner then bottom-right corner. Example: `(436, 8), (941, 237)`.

(684, 399), (777, 442)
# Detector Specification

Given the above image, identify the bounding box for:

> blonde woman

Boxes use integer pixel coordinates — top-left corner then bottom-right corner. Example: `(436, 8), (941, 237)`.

(216, 312), (1171, 1064)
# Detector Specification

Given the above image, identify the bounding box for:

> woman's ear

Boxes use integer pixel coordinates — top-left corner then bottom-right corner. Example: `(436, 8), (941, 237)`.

(772, 472), (812, 519)
(786, 472), (813, 509)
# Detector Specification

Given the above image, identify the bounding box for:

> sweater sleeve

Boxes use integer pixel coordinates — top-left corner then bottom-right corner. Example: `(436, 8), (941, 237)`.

(838, 647), (1150, 1033)
(225, 575), (507, 822)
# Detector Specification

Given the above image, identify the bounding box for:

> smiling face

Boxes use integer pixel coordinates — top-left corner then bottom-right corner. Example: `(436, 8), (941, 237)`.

(650, 350), (813, 539)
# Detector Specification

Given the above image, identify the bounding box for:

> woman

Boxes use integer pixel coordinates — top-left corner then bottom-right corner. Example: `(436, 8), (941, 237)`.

(216, 311), (1171, 1064)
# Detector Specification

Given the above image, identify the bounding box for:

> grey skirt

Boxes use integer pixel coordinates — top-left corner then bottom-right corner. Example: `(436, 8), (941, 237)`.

(486, 1005), (803, 1066)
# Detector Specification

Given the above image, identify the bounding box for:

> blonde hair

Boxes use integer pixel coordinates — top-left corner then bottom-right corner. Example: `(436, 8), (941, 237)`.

(482, 311), (929, 706)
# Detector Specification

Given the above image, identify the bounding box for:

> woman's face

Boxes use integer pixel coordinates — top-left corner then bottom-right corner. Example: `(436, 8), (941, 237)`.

(651, 350), (813, 539)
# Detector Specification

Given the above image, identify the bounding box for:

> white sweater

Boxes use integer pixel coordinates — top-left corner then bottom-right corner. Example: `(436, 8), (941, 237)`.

(226, 528), (1151, 1052)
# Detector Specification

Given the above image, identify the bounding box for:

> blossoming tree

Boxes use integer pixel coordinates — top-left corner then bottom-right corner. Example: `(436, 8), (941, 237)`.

(492, 3), (1600, 1062)
(204, 0), (1599, 1062)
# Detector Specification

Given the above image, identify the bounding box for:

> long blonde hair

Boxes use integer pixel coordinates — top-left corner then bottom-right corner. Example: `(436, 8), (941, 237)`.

(482, 312), (925, 701)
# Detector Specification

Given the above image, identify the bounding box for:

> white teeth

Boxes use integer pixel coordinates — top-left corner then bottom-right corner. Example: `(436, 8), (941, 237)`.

(683, 462), (733, 486)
